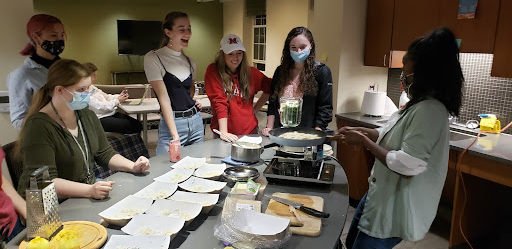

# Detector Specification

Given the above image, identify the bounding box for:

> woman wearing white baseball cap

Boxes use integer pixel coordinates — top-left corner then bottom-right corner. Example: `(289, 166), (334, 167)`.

(205, 34), (271, 142)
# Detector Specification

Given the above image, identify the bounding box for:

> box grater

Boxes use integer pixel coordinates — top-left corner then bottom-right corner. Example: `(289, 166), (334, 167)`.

(25, 166), (62, 240)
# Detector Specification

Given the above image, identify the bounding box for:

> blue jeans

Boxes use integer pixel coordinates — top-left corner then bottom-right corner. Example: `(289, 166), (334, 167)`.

(156, 112), (204, 156)
(6, 216), (24, 243)
(345, 194), (402, 249)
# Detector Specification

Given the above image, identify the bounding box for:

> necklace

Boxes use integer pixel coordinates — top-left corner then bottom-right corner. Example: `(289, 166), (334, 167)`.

(50, 101), (92, 183)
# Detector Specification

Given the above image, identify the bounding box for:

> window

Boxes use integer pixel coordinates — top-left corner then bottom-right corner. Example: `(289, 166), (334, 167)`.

(253, 15), (266, 71)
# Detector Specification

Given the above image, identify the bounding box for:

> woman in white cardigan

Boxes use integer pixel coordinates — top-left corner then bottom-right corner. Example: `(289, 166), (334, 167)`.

(85, 63), (143, 134)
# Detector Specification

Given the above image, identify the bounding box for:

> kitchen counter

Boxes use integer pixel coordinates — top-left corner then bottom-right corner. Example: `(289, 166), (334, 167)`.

(336, 112), (512, 165)
(8, 138), (349, 249)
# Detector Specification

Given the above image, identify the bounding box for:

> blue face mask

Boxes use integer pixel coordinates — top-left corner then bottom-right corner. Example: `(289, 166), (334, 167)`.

(290, 48), (310, 63)
(62, 88), (94, 110)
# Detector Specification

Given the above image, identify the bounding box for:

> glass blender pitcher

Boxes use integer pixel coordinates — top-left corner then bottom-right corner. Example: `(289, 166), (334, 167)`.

(279, 97), (303, 127)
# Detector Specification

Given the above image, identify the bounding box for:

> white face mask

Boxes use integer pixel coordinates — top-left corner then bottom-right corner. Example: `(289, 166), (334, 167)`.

(400, 72), (414, 97)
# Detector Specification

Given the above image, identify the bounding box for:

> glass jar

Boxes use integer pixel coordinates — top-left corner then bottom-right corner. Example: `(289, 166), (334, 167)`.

(279, 97), (303, 127)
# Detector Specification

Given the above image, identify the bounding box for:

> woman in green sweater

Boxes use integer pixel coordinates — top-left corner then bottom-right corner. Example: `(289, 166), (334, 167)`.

(16, 59), (150, 200)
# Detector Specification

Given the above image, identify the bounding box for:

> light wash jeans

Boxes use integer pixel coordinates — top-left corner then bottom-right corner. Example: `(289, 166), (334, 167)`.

(156, 112), (204, 156)
(345, 193), (403, 249)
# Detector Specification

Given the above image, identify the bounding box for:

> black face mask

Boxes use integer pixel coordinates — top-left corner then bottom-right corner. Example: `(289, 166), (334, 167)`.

(41, 40), (65, 56)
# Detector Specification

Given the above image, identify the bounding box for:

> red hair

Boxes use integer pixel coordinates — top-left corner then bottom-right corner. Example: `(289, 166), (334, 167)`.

(20, 14), (63, 56)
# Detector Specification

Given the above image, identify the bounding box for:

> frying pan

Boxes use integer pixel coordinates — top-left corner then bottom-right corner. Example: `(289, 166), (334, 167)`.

(269, 127), (326, 147)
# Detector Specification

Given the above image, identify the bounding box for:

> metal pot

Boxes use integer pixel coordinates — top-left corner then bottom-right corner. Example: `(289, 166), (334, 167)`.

(221, 166), (260, 187)
(231, 143), (263, 163)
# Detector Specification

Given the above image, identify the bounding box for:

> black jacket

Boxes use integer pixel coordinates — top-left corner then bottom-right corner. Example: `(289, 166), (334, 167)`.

(267, 62), (333, 130)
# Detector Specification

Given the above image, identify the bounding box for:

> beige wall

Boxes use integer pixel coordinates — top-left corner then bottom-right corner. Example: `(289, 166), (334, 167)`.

(307, 0), (343, 128)
(34, 0), (224, 85)
(336, 0), (388, 114)
(266, 0), (309, 77)
(223, 0), (245, 38)
(0, 0), (34, 147)
(0, 0), (34, 182)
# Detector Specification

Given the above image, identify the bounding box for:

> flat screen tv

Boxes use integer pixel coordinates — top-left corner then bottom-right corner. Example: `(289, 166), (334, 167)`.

(117, 20), (162, 55)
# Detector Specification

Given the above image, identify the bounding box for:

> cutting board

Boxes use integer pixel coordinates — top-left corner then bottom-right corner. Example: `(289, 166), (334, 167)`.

(265, 192), (324, 237)
(19, 221), (107, 249)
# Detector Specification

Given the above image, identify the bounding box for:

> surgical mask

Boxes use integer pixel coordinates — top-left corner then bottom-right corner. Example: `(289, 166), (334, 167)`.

(290, 48), (310, 63)
(62, 88), (94, 110)
(400, 72), (414, 96)
(41, 39), (65, 56)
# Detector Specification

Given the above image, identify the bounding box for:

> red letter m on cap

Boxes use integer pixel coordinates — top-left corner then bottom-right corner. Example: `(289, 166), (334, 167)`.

(228, 38), (238, 44)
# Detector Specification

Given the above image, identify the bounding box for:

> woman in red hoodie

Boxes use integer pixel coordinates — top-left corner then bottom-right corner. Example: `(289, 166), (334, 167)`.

(205, 34), (271, 142)
(0, 147), (26, 243)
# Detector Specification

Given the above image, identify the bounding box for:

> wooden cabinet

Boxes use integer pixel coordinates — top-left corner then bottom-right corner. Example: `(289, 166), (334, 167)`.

(491, 0), (512, 78)
(391, 0), (441, 51)
(364, 0), (394, 67)
(336, 118), (374, 205)
(364, 0), (504, 69)
(440, 0), (500, 53)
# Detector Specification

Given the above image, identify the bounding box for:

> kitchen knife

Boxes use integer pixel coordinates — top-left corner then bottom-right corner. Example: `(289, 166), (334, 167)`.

(267, 195), (330, 218)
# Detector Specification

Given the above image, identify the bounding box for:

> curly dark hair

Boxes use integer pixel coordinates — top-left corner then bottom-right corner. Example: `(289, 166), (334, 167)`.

(273, 27), (318, 99)
(401, 27), (464, 116)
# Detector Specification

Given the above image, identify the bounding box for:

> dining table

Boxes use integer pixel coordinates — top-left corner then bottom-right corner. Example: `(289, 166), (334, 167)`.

(7, 137), (349, 249)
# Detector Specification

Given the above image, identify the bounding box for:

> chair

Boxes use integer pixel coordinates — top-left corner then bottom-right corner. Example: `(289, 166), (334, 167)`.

(1, 142), (23, 190)
(93, 133), (150, 179)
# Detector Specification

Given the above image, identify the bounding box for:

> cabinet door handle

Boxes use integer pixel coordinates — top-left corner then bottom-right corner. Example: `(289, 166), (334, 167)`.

(383, 54), (387, 67)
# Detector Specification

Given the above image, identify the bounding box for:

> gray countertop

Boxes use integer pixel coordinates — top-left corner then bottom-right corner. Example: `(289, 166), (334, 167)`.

(8, 138), (349, 249)
(336, 112), (512, 165)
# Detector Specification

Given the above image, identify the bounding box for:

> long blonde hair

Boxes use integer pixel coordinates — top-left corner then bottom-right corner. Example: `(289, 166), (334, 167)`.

(213, 51), (251, 100)
(15, 59), (91, 157)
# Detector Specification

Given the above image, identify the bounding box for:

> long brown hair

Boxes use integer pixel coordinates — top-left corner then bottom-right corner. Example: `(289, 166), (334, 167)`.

(213, 51), (251, 100)
(273, 27), (318, 99)
(159, 11), (194, 75)
(15, 59), (91, 156)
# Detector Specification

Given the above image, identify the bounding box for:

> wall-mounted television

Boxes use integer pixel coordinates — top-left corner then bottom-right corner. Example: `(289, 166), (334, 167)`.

(117, 20), (162, 55)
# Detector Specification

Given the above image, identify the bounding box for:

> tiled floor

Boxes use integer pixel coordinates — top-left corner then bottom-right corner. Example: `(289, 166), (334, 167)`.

(145, 113), (451, 248)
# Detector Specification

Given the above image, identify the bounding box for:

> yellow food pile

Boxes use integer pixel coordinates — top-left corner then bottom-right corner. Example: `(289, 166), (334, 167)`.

(26, 237), (50, 249)
(51, 229), (80, 249)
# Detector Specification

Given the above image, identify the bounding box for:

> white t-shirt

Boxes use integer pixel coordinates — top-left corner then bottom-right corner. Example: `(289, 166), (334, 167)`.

(144, 46), (196, 82)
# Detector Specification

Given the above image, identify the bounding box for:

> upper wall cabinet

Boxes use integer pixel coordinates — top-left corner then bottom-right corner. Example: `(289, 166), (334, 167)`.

(391, 0), (441, 51)
(491, 0), (512, 78)
(365, 0), (502, 68)
(440, 0), (500, 53)
(364, 0), (394, 67)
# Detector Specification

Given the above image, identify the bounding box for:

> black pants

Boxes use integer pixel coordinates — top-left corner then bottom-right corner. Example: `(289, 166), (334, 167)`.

(100, 112), (143, 134)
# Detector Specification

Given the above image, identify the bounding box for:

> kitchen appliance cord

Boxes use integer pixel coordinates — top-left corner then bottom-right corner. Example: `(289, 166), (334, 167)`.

(456, 121), (512, 249)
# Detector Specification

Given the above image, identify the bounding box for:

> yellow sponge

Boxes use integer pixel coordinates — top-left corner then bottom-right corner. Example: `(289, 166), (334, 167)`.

(480, 117), (501, 132)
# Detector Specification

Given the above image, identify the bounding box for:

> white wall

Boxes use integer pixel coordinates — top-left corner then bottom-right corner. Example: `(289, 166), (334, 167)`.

(266, 0), (309, 77)
(336, 0), (388, 114)
(307, 0), (343, 129)
(0, 0), (34, 183)
(0, 0), (34, 146)
(223, 0), (245, 38)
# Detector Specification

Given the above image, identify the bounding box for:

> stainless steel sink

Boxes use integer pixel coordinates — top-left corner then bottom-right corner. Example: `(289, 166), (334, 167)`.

(449, 127), (486, 141)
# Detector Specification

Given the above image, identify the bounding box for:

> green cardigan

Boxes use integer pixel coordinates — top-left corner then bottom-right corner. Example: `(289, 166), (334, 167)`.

(17, 109), (118, 197)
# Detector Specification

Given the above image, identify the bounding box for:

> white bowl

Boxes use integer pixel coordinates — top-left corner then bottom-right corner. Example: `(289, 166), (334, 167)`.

(98, 195), (153, 226)
(230, 209), (291, 248)
(179, 176), (227, 194)
(171, 156), (206, 169)
(168, 190), (219, 214)
(154, 168), (194, 183)
(193, 163), (227, 180)
(133, 181), (178, 200)
(145, 199), (202, 226)
(103, 235), (170, 249)
(121, 214), (185, 240)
